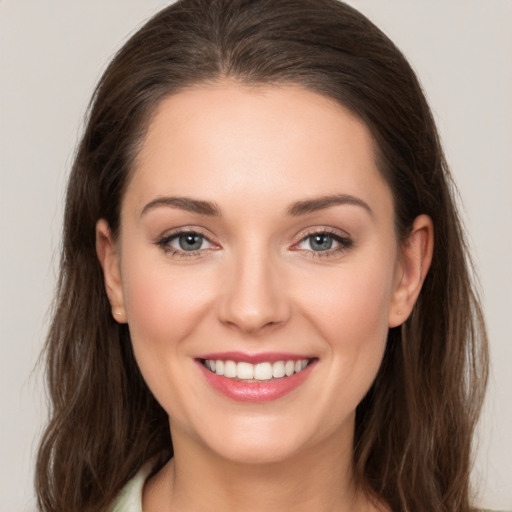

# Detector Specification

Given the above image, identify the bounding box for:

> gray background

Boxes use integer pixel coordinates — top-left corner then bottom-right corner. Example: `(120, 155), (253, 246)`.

(1, 1), (511, 510)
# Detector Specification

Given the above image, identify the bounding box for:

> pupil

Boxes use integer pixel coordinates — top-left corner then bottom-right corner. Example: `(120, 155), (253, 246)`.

(311, 234), (332, 251)
(179, 233), (202, 251)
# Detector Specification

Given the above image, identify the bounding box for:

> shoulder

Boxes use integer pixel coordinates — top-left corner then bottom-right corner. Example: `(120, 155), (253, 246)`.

(109, 462), (154, 512)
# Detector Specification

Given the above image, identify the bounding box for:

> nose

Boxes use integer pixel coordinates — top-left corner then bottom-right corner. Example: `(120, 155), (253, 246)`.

(217, 247), (291, 334)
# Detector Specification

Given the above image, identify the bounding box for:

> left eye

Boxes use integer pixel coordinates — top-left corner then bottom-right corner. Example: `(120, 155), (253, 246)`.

(298, 232), (346, 252)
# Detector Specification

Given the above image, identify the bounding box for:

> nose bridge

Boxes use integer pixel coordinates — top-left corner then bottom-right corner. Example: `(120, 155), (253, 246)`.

(218, 240), (290, 333)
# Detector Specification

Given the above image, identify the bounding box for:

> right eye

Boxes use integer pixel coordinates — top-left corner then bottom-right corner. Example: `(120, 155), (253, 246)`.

(156, 230), (216, 256)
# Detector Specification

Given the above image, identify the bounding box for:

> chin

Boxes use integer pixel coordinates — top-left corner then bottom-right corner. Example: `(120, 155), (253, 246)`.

(196, 416), (314, 465)
(214, 436), (303, 466)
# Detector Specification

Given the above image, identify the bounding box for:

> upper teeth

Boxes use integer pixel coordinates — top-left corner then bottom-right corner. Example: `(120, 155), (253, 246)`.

(204, 359), (309, 381)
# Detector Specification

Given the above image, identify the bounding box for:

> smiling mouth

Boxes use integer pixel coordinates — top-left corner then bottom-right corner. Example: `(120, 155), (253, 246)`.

(200, 358), (314, 381)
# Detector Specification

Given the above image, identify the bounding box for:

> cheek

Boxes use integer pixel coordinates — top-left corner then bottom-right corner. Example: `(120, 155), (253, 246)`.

(295, 251), (396, 402)
(119, 252), (218, 410)
(122, 257), (212, 345)
(296, 260), (395, 425)
(120, 255), (218, 419)
(300, 263), (394, 344)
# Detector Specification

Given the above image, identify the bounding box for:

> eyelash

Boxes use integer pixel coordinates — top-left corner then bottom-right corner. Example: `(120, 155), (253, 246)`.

(155, 228), (353, 260)
(156, 229), (217, 259)
(295, 230), (354, 258)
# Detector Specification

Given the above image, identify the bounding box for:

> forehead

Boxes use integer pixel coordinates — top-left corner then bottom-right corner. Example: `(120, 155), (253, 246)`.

(126, 83), (392, 217)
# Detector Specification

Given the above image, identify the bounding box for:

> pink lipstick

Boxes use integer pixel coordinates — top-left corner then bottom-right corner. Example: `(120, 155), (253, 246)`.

(196, 352), (317, 402)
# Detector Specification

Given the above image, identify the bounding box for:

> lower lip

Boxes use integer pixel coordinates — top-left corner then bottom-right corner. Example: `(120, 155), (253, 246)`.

(197, 360), (316, 402)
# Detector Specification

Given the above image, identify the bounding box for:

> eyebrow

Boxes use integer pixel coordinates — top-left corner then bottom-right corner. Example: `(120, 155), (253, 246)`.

(140, 196), (221, 217)
(286, 194), (373, 217)
(140, 193), (373, 219)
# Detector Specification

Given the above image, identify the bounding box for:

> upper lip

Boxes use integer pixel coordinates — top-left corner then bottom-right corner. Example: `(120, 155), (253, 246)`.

(196, 351), (315, 364)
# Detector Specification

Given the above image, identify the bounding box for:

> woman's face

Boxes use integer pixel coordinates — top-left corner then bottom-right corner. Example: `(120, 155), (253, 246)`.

(99, 84), (420, 464)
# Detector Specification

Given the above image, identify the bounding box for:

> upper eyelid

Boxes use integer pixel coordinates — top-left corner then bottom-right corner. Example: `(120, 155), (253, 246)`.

(166, 231), (212, 243)
(294, 226), (351, 242)
(158, 226), (215, 241)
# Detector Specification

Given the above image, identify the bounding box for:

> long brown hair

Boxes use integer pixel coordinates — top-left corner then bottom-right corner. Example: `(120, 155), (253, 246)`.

(36, 1), (488, 511)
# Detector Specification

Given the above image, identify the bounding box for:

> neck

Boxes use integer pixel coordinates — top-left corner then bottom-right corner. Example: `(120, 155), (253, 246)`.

(143, 420), (380, 512)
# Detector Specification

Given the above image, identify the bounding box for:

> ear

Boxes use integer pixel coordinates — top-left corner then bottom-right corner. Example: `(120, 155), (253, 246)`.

(96, 219), (127, 323)
(388, 214), (434, 327)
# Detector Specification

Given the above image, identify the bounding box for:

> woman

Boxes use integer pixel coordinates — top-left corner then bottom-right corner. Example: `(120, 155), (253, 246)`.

(35, 0), (489, 511)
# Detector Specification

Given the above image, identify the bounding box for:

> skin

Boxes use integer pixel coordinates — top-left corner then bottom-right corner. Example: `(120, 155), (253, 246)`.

(97, 84), (433, 512)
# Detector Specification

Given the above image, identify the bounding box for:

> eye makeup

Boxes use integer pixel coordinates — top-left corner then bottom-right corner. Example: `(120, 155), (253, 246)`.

(155, 226), (354, 261)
